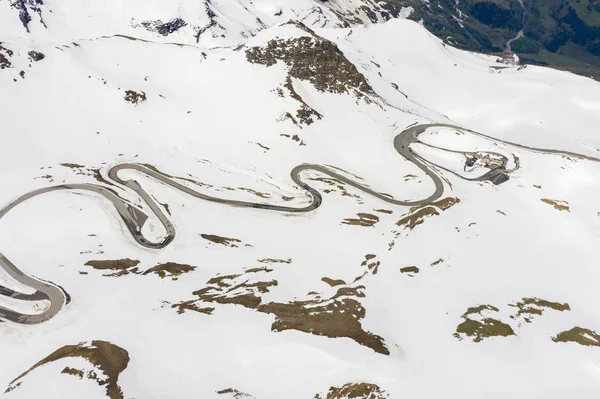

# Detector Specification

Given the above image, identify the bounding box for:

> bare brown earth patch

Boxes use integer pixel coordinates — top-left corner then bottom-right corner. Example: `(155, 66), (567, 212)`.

(181, 268), (388, 355)
(201, 234), (242, 247)
(59, 163), (108, 184)
(553, 327), (600, 347)
(5, 340), (129, 399)
(86, 259), (196, 279)
(172, 300), (214, 315)
(454, 305), (515, 342)
(61, 367), (84, 379)
(309, 177), (362, 202)
(142, 262), (196, 279)
(358, 254), (380, 276)
(85, 259), (140, 277)
(314, 382), (389, 399)
(258, 258), (292, 264)
(541, 198), (570, 212)
(322, 277), (346, 287)
(373, 209), (393, 214)
(217, 388), (256, 398)
(342, 213), (379, 227)
(510, 297), (570, 324)
(396, 207), (439, 231)
(400, 266), (419, 275)
(389, 197), (460, 249)
(430, 258), (444, 266)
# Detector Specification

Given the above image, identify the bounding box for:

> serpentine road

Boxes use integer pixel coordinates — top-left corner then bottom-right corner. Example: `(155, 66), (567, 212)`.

(0, 123), (596, 324)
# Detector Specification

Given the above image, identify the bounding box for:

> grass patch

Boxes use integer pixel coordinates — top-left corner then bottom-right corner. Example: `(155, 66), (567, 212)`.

(541, 198), (570, 212)
(6, 341), (129, 399)
(454, 305), (515, 342)
(342, 213), (379, 227)
(322, 277), (346, 287)
(553, 327), (600, 347)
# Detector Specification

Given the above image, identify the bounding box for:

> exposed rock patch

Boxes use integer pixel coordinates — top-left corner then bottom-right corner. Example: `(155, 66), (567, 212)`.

(217, 388), (256, 398)
(28, 50), (44, 61)
(124, 90), (146, 105)
(314, 382), (389, 399)
(246, 23), (374, 99)
(0, 43), (14, 69)
(140, 18), (187, 36)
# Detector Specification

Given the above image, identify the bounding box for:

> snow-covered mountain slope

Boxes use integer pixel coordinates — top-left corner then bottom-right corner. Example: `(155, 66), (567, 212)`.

(2, 2), (600, 398)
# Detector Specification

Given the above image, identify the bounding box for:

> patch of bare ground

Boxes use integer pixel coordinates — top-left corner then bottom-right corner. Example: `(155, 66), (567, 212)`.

(373, 208), (392, 214)
(0, 43), (13, 69)
(142, 262), (196, 279)
(141, 164), (213, 188)
(59, 163), (109, 184)
(396, 207), (439, 231)
(5, 340), (130, 399)
(430, 258), (444, 266)
(124, 90), (146, 105)
(85, 259), (140, 277)
(282, 76), (322, 127)
(553, 327), (600, 347)
(62, 367), (84, 379)
(245, 22), (375, 100)
(280, 133), (306, 146)
(358, 254), (380, 276)
(541, 198), (570, 212)
(172, 300), (214, 315)
(322, 277), (346, 287)
(389, 197), (461, 249)
(509, 297), (570, 325)
(86, 259), (196, 279)
(217, 388), (256, 398)
(400, 266), (419, 276)
(258, 258), (292, 264)
(183, 268), (389, 355)
(314, 382), (388, 399)
(454, 305), (515, 342)
(309, 177), (362, 202)
(201, 234), (242, 247)
(342, 213), (379, 227)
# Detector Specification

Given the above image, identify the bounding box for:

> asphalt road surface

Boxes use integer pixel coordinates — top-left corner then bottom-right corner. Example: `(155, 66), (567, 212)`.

(1, 123), (594, 324)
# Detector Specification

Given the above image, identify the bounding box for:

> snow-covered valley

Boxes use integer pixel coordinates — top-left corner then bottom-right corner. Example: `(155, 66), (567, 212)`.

(2, 1), (600, 398)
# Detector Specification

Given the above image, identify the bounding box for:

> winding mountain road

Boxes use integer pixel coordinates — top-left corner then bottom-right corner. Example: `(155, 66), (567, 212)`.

(1, 123), (593, 324)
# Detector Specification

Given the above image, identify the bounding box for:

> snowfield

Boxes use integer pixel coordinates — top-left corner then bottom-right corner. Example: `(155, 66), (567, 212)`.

(1, 1), (600, 398)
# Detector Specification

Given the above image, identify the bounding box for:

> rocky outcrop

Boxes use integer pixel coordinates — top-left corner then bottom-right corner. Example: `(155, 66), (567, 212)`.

(246, 23), (374, 99)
